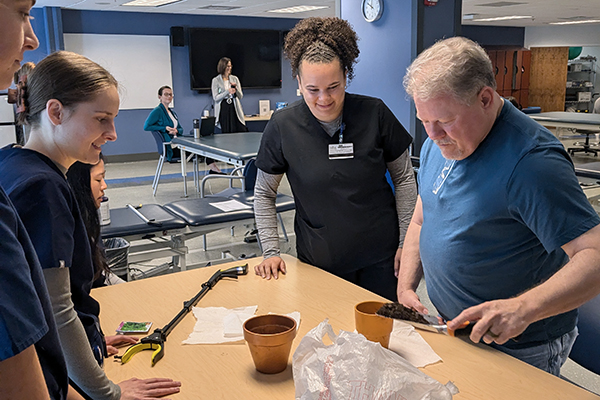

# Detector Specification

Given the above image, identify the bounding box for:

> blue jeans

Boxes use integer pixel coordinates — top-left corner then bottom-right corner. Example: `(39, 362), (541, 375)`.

(491, 327), (578, 376)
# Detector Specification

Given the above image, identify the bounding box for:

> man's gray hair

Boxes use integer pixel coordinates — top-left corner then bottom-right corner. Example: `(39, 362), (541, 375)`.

(403, 37), (496, 105)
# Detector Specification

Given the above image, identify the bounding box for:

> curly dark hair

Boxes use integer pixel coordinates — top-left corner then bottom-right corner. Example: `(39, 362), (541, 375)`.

(284, 17), (360, 81)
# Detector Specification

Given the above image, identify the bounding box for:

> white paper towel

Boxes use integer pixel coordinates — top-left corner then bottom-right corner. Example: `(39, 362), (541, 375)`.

(388, 320), (442, 368)
(182, 305), (257, 344)
(182, 306), (302, 345)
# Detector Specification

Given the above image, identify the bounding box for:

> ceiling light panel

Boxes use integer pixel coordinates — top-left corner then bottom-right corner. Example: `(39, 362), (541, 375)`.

(121, 0), (181, 6)
(472, 15), (533, 21)
(478, 1), (526, 7)
(549, 19), (600, 25)
(267, 5), (329, 13)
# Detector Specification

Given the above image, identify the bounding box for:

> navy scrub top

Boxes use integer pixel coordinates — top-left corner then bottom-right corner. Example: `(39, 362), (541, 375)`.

(0, 147), (103, 355)
(0, 185), (68, 399)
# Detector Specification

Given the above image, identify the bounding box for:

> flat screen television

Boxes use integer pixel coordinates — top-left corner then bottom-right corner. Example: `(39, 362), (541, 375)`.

(188, 28), (282, 92)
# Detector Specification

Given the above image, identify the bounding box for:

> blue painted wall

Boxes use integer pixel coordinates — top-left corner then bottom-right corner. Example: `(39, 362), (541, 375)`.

(340, 1), (417, 135)
(28, 9), (301, 157)
(342, 0), (463, 155)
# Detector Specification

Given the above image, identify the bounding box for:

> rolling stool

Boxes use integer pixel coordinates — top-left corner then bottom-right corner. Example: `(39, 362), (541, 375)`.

(568, 130), (600, 156)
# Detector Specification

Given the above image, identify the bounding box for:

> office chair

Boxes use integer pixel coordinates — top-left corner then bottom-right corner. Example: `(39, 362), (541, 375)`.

(199, 158), (295, 250)
(568, 130), (599, 157)
(150, 130), (178, 196)
(568, 95), (600, 157)
(569, 294), (600, 375)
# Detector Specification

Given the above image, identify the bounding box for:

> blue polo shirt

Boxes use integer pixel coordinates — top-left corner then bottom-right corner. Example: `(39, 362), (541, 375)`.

(418, 101), (600, 347)
(0, 185), (68, 399)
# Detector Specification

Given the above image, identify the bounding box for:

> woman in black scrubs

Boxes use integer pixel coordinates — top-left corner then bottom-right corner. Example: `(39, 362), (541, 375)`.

(253, 17), (417, 300)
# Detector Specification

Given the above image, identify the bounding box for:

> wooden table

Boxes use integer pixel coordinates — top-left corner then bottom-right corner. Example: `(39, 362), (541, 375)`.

(94, 255), (598, 399)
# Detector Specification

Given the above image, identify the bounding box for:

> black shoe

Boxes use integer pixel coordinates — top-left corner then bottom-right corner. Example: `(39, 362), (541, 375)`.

(168, 158), (181, 164)
(208, 170), (226, 175)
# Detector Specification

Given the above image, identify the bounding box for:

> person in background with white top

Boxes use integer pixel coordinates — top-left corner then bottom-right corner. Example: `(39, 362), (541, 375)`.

(211, 57), (248, 134)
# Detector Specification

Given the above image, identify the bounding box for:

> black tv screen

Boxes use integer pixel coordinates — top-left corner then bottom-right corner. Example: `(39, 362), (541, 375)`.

(188, 28), (282, 92)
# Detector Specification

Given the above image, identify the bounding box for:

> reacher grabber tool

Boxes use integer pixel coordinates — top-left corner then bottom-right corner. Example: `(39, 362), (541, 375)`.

(115, 264), (248, 366)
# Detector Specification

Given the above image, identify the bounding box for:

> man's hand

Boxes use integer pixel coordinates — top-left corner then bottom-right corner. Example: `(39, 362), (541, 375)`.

(447, 297), (530, 345)
(254, 256), (286, 280)
(397, 289), (429, 315)
(118, 377), (181, 400)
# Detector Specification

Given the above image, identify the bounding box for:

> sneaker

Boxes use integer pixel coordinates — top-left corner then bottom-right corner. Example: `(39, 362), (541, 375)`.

(208, 170), (226, 175)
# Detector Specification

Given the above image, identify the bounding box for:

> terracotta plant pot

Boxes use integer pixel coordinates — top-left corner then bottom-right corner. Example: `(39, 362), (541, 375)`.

(243, 314), (297, 374)
(355, 301), (393, 348)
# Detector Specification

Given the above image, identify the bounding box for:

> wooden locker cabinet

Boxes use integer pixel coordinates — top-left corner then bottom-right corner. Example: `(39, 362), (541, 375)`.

(487, 48), (531, 108)
(502, 50), (514, 96)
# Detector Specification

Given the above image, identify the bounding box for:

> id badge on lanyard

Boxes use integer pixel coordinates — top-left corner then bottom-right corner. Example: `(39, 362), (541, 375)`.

(328, 123), (354, 160)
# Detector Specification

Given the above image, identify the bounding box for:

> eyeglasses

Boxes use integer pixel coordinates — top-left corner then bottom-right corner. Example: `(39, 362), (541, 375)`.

(163, 93), (174, 97)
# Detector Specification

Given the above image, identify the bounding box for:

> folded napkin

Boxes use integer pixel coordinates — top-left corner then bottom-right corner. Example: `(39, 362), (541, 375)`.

(182, 305), (258, 344)
(182, 306), (302, 345)
(388, 320), (442, 368)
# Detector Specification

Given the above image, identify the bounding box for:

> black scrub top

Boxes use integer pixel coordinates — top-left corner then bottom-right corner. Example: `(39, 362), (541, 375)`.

(256, 93), (412, 274)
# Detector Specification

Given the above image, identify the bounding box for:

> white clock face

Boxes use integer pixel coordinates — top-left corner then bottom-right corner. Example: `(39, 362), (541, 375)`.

(362, 0), (383, 22)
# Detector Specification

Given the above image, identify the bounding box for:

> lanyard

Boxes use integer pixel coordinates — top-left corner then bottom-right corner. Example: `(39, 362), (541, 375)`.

(339, 123), (346, 144)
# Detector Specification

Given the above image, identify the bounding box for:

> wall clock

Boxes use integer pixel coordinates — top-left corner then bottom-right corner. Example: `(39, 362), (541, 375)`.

(361, 0), (383, 23)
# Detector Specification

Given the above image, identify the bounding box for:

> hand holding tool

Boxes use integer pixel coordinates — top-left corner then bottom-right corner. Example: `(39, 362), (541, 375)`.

(376, 302), (473, 337)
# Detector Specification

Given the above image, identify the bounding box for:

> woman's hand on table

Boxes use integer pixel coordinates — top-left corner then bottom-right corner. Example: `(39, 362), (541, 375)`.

(105, 335), (139, 356)
(118, 377), (181, 400)
(254, 256), (286, 280)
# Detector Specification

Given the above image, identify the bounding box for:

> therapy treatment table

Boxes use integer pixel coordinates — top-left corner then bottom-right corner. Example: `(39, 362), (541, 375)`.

(101, 194), (294, 279)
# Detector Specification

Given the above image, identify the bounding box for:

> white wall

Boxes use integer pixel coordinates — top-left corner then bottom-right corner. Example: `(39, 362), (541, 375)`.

(64, 34), (172, 110)
(525, 24), (600, 48)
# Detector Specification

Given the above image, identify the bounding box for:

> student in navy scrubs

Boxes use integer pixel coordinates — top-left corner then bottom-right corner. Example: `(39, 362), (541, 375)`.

(0, 1), (71, 398)
(0, 51), (181, 400)
(253, 17), (417, 300)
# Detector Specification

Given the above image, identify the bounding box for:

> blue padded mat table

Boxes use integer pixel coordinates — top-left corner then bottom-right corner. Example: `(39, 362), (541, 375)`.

(530, 112), (600, 130)
(163, 196), (255, 226)
(575, 161), (600, 180)
(172, 132), (263, 196)
(101, 204), (187, 240)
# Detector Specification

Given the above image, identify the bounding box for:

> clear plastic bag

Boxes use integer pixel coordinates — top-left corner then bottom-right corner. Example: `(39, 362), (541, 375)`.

(293, 319), (457, 400)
